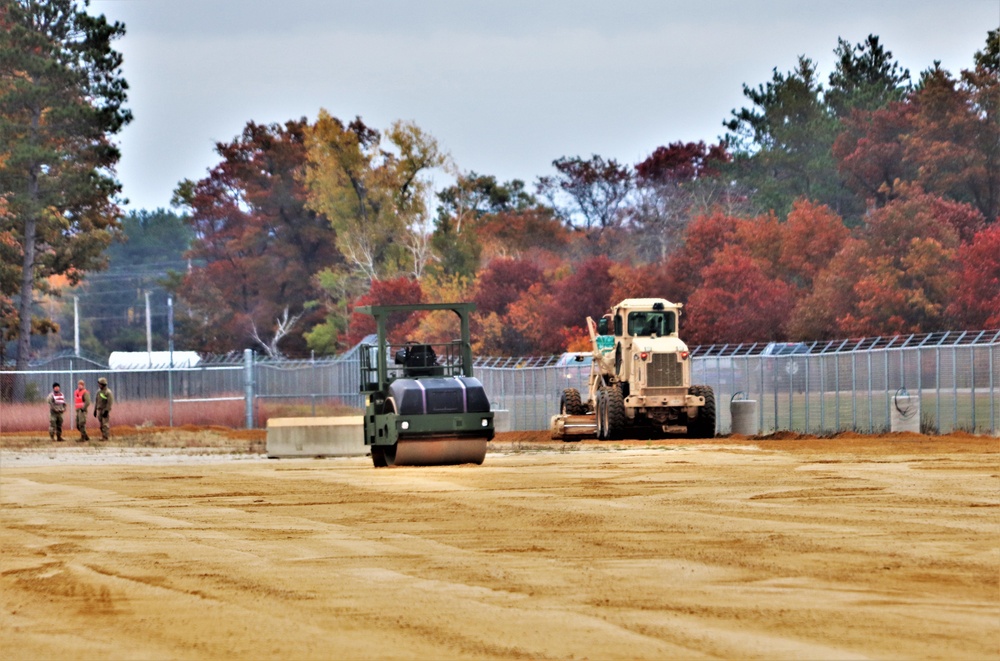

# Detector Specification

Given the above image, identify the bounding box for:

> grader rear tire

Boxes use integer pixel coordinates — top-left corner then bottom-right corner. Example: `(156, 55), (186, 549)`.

(561, 388), (584, 415)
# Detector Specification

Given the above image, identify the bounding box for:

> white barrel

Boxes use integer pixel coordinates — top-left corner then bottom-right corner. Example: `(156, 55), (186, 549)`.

(730, 400), (758, 436)
(890, 396), (920, 433)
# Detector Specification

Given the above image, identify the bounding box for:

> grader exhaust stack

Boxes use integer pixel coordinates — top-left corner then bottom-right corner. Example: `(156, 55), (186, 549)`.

(357, 303), (495, 467)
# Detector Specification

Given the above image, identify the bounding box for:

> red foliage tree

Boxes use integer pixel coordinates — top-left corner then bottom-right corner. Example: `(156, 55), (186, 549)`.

(832, 101), (915, 207)
(504, 282), (563, 355)
(905, 62), (999, 221)
(476, 208), (569, 261)
(473, 258), (545, 317)
(176, 119), (340, 356)
(791, 193), (966, 338)
(684, 245), (797, 344)
(547, 256), (617, 329)
(779, 199), (851, 287)
(343, 277), (424, 346)
(635, 141), (729, 184)
(659, 211), (742, 302)
(947, 224), (1000, 328)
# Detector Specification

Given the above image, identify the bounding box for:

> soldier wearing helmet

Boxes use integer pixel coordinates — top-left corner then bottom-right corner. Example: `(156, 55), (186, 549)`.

(94, 377), (113, 441)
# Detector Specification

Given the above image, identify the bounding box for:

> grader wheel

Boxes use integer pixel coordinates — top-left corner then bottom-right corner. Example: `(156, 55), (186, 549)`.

(686, 385), (717, 439)
(560, 388), (585, 415)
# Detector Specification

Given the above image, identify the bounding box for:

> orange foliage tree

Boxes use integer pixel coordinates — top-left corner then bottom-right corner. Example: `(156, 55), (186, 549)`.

(684, 245), (797, 344)
(792, 193), (981, 338)
(947, 224), (1000, 328)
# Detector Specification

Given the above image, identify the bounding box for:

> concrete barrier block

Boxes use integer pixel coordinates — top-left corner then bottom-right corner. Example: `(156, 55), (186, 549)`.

(266, 416), (366, 458)
(890, 397), (920, 434)
(493, 409), (511, 433)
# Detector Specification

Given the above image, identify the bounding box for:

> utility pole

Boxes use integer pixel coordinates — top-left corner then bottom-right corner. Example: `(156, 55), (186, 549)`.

(168, 295), (174, 427)
(145, 290), (152, 367)
(168, 295), (174, 366)
(73, 295), (80, 357)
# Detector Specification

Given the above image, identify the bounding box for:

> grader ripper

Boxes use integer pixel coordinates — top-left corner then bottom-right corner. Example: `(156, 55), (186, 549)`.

(551, 298), (716, 441)
(358, 303), (495, 467)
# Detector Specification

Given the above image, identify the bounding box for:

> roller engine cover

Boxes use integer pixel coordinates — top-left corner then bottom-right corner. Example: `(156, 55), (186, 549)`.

(389, 376), (491, 415)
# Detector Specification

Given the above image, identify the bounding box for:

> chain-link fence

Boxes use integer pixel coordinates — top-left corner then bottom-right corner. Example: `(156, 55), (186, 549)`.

(2, 331), (997, 435)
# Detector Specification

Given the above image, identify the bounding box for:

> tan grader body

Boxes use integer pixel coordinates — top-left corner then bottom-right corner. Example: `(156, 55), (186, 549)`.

(551, 298), (716, 440)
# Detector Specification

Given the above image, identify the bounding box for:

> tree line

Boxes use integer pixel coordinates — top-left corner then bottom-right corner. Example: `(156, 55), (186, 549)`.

(1, 1), (997, 364)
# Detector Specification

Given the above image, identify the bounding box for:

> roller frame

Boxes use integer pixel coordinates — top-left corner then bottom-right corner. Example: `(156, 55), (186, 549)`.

(357, 302), (495, 467)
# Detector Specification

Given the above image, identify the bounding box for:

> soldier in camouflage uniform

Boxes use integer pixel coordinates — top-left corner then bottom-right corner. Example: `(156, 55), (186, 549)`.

(93, 377), (113, 441)
(46, 382), (66, 442)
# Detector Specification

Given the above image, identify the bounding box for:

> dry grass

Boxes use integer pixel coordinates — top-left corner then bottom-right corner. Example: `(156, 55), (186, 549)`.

(0, 398), (361, 435)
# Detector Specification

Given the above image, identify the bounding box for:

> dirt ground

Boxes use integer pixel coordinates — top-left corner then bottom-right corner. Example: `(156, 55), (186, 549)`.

(1, 429), (998, 660)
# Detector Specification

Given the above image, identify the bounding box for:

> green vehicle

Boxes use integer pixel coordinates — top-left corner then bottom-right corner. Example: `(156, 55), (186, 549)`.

(357, 303), (495, 467)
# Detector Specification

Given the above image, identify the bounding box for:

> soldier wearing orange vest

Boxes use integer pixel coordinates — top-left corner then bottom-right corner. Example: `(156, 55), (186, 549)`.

(46, 383), (66, 442)
(74, 380), (90, 442)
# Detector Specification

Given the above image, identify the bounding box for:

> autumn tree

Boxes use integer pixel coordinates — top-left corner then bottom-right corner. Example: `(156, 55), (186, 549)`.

(630, 141), (738, 262)
(481, 256), (617, 356)
(0, 0), (131, 373)
(430, 172), (535, 278)
(537, 155), (634, 246)
(947, 224), (1000, 328)
(832, 100), (916, 208)
(548, 256), (617, 328)
(0, 196), (17, 363)
(413, 272), (475, 344)
(685, 245), (797, 345)
(777, 199), (850, 288)
(471, 257), (546, 355)
(173, 119), (340, 357)
(342, 277), (424, 347)
(726, 37), (912, 222)
(657, 211), (742, 303)
(305, 112), (447, 281)
(474, 207), (568, 264)
(905, 33), (999, 221)
(473, 258), (544, 317)
(791, 193), (981, 338)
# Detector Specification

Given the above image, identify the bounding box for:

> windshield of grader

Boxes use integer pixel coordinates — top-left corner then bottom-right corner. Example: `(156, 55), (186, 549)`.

(626, 310), (676, 337)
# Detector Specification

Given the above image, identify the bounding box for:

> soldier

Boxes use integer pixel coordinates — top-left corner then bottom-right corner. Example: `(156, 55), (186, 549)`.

(74, 379), (90, 442)
(93, 377), (113, 441)
(46, 382), (66, 442)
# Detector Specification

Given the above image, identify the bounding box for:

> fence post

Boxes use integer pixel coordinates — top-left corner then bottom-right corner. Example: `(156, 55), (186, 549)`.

(970, 345), (976, 432)
(244, 349), (254, 429)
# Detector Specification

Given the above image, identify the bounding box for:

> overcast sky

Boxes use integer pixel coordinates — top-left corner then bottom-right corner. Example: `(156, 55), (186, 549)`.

(89, 0), (999, 212)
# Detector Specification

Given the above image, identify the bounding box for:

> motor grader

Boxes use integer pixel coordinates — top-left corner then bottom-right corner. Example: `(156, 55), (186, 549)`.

(551, 298), (716, 440)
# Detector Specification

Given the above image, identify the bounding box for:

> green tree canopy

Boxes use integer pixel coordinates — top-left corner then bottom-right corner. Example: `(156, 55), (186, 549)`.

(0, 0), (131, 371)
(304, 113), (447, 282)
(725, 56), (840, 217)
(826, 34), (911, 116)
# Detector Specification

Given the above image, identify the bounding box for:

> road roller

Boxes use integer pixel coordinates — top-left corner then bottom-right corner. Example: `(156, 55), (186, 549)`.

(357, 303), (495, 467)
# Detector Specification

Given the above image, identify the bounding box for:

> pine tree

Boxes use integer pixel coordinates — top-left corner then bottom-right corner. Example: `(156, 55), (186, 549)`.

(0, 0), (131, 375)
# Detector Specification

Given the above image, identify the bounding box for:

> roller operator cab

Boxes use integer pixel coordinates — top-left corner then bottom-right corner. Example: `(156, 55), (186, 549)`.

(357, 303), (494, 467)
(553, 298), (716, 441)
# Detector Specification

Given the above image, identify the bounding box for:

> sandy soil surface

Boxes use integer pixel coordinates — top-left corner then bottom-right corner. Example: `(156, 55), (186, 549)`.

(1, 429), (998, 660)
